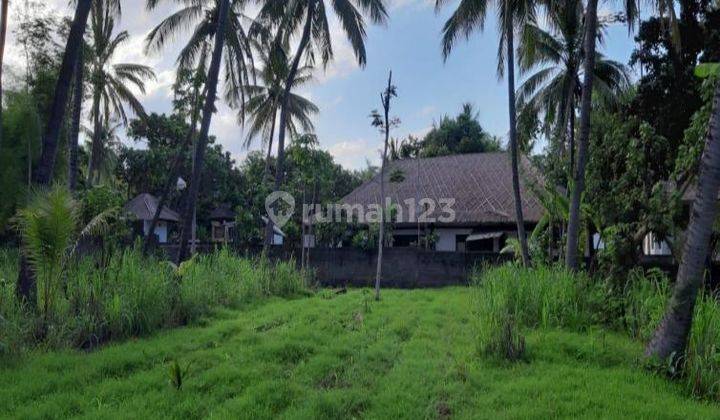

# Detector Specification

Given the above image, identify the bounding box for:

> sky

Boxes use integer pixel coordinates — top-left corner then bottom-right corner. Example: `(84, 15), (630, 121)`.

(4, 0), (642, 171)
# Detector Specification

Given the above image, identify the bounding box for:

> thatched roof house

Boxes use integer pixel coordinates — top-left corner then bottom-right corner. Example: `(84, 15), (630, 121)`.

(124, 193), (180, 244)
(341, 152), (545, 252)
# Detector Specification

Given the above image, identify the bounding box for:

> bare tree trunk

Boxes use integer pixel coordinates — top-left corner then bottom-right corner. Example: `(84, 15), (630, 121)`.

(375, 71), (393, 301)
(87, 87), (103, 184)
(18, 0), (92, 304)
(68, 46), (84, 192)
(506, 23), (531, 267)
(568, 96), (576, 187)
(645, 82), (720, 362)
(144, 85), (204, 253)
(565, 0), (598, 270)
(176, 0), (231, 264)
(301, 187), (306, 269)
(0, 0), (8, 153)
(265, 0), (315, 251)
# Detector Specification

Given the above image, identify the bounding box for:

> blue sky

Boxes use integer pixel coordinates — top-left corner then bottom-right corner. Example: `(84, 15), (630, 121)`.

(6, 0), (641, 170)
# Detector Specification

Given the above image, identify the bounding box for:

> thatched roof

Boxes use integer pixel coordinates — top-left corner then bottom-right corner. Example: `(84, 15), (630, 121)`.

(124, 193), (180, 222)
(341, 152), (545, 226)
(210, 204), (236, 221)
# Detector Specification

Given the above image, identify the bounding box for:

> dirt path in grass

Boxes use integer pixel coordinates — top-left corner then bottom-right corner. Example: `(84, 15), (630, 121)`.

(0, 288), (716, 419)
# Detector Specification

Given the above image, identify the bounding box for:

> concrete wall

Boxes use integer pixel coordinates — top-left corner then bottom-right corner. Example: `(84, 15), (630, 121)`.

(303, 248), (511, 288)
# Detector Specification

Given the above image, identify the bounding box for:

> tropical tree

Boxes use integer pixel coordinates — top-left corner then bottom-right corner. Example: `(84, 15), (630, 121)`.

(144, 0), (255, 108)
(516, 0), (630, 178)
(563, 0), (638, 270)
(645, 70), (720, 365)
(242, 41), (318, 181)
(19, 0), (93, 303)
(143, 66), (208, 253)
(147, 0), (250, 263)
(254, 0), (389, 247)
(145, 0), (255, 262)
(16, 186), (114, 324)
(437, 0), (535, 266)
(86, 1), (156, 185)
(83, 120), (124, 184)
(68, 45), (85, 192)
(0, 0), (9, 152)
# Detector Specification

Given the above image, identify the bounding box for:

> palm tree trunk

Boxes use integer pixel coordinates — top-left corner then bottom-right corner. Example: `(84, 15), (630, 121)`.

(645, 82), (720, 362)
(18, 0), (92, 304)
(375, 71), (393, 301)
(265, 0), (315, 250)
(568, 96), (576, 185)
(87, 89), (102, 184)
(33, 0), (92, 185)
(176, 0), (231, 264)
(0, 0), (9, 153)
(144, 84), (203, 253)
(262, 109), (277, 183)
(506, 23), (531, 267)
(68, 46), (84, 192)
(565, 0), (598, 270)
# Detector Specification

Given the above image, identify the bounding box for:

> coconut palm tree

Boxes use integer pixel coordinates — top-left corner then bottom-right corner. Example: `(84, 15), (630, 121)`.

(144, 0), (255, 111)
(242, 40), (318, 181)
(68, 46), (86, 192)
(19, 0), (93, 304)
(0, 0), (9, 153)
(83, 119), (123, 184)
(86, 2), (156, 185)
(645, 76), (720, 364)
(516, 0), (629, 177)
(253, 0), (389, 247)
(563, 0), (639, 270)
(146, 0), (250, 263)
(436, 0), (536, 266)
(33, 0), (92, 187)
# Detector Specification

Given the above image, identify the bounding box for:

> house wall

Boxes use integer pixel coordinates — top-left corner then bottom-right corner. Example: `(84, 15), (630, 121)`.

(435, 228), (473, 252)
(143, 220), (168, 243)
(643, 232), (672, 256)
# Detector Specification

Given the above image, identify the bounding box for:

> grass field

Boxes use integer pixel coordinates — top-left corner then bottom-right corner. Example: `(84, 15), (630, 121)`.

(1, 288), (716, 419)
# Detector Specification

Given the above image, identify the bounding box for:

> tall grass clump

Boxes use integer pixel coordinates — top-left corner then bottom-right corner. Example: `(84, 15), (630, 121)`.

(0, 246), (309, 356)
(177, 248), (308, 321)
(685, 292), (720, 400)
(0, 248), (31, 356)
(620, 268), (670, 341)
(473, 264), (593, 360)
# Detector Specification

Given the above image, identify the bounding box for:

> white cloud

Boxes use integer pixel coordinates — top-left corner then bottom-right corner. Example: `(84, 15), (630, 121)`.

(327, 139), (380, 170)
(418, 105), (436, 117)
(389, 0), (435, 11)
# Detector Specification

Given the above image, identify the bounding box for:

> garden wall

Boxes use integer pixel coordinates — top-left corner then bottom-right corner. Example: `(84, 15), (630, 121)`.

(158, 245), (511, 287)
(280, 248), (511, 288)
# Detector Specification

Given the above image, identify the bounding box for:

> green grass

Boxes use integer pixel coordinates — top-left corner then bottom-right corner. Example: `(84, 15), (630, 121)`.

(1, 288), (716, 419)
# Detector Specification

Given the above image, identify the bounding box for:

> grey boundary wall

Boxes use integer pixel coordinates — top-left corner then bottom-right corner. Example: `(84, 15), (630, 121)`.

(158, 245), (513, 288)
(303, 248), (512, 288)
